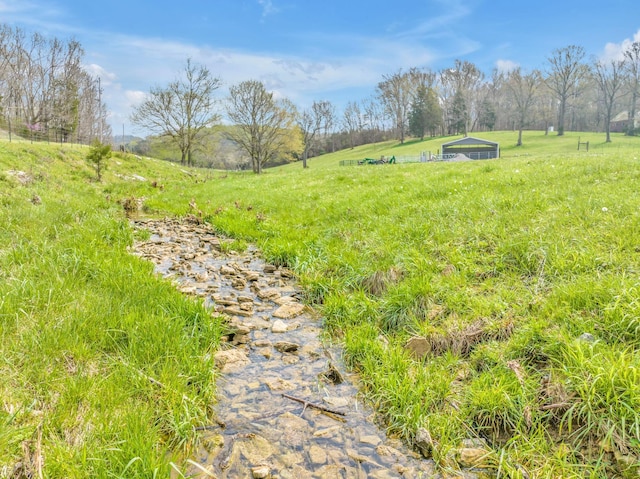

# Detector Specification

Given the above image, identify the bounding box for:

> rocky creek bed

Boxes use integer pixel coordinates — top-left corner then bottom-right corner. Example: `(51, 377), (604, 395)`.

(132, 218), (489, 479)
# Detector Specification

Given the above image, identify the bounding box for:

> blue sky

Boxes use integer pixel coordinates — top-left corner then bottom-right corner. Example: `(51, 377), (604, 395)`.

(2, 0), (638, 135)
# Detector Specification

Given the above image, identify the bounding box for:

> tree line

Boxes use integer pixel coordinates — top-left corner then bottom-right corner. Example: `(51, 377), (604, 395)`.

(131, 42), (640, 173)
(0, 23), (110, 144)
(3, 22), (638, 170)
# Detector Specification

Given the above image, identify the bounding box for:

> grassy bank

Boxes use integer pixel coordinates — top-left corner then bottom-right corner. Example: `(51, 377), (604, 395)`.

(147, 131), (638, 477)
(2, 130), (640, 477)
(0, 142), (224, 477)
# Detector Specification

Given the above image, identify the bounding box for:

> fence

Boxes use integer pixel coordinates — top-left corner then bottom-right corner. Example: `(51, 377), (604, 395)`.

(340, 152), (433, 166)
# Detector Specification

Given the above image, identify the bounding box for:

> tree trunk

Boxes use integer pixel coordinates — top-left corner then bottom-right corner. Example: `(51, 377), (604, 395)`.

(302, 149), (308, 168)
(629, 91), (638, 136)
(557, 99), (566, 136)
(517, 127), (523, 146)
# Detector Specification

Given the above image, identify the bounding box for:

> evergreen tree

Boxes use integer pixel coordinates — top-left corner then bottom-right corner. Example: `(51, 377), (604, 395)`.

(424, 87), (443, 136)
(409, 85), (428, 140)
(451, 90), (467, 135)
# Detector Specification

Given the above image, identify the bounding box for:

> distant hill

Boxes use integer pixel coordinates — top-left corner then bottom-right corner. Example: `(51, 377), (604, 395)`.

(113, 134), (144, 145)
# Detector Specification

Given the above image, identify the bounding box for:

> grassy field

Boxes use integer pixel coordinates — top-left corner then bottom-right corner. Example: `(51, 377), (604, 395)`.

(2, 130), (640, 477)
(0, 141), (225, 477)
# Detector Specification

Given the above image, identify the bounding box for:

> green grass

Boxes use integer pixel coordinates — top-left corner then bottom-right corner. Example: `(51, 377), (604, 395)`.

(0, 142), (224, 477)
(2, 130), (640, 477)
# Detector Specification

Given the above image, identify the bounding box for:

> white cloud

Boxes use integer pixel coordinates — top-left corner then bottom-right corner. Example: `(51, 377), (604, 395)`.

(601, 29), (640, 61)
(84, 64), (118, 86)
(495, 59), (519, 73)
(258, 0), (278, 18)
(125, 90), (146, 106)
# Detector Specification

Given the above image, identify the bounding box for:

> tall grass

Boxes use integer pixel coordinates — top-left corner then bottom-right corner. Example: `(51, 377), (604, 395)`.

(1, 143), (224, 477)
(2, 130), (640, 476)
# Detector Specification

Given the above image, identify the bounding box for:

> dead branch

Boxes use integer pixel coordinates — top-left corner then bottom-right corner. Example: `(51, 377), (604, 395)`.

(282, 393), (347, 417)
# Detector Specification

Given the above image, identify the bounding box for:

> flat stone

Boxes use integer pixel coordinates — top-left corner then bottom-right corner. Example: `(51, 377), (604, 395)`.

(273, 296), (296, 305)
(457, 447), (491, 468)
(323, 396), (349, 408)
(223, 306), (253, 317)
(214, 349), (250, 373)
(240, 435), (274, 464)
(273, 302), (305, 319)
(245, 271), (260, 281)
(274, 341), (299, 353)
(257, 288), (280, 300)
(405, 336), (430, 360)
(359, 435), (382, 446)
(251, 465), (270, 479)
(263, 377), (294, 391)
(263, 265), (277, 273)
(219, 265), (236, 276)
(309, 445), (327, 465)
(271, 320), (288, 333)
(313, 425), (341, 437)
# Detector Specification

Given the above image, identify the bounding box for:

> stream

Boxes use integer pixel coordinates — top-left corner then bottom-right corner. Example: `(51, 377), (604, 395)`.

(132, 217), (449, 478)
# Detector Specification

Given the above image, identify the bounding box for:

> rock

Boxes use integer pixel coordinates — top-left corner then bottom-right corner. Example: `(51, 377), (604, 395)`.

(271, 320), (288, 333)
(223, 306), (253, 317)
(214, 349), (250, 373)
(256, 347), (272, 359)
(251, 465), (270, 478)
(323, 396), (349, 408)
(280, 269), (294, 278)
(414, 427), (434, 458)
(274, 341), (299, 353)
(273, 296), (296, 305)
(219, 265), (236, 276)
(232, 334), (250, 345)
(578, 332), (596, 342)
(309, 445), (327, 465)
(263, 265), (277, 273)
(231, 278), (247, 289)
(359, 435), (382, 446)
(313, 425), (341, 437)
(319, 362), (344, 384)
(263, 377), (294, 391)
(239, 302), (254, 312)
(347, 448), (382, 467)
(245, 271), (260, 281)
(457, 447), (491, 468)
(237, 295), (253, 303)
(240, 435), (274, 463)
(405, 336), (430, 360)
(257, 288), (280, 300)
(273, 302), (305, 319)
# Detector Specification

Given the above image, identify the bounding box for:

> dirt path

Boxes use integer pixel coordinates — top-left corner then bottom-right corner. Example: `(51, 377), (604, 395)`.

(132, 218), (449, 478)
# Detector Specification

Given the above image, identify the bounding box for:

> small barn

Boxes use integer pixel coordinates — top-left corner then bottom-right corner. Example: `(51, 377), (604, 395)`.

(441, 136), (499, 160)
(610, 111), (640, 133)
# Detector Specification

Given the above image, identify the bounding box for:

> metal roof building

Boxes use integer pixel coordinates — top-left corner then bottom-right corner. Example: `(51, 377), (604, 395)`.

(441, 136), (499, 160)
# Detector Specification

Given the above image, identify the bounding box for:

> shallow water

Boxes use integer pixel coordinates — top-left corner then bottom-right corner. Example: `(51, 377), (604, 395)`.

(133, 218), (439, 478)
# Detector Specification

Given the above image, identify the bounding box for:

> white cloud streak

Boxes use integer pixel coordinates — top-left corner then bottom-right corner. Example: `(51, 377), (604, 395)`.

(601, 29), (640, 62)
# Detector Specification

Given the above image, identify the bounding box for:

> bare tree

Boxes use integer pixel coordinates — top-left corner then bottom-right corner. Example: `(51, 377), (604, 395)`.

(591, 57), (627, 142)
(342, 100), (363, 149)
(505, 68), (541, 146)
(131, 59), (221, 165)
(225, 80), (302, 174)
(0, 24), (109, 144)
(545, 45), (587, 136)
(297, 100), (332, 168)
(376, 69), (412, 143)
(623, 41), (640, 135)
